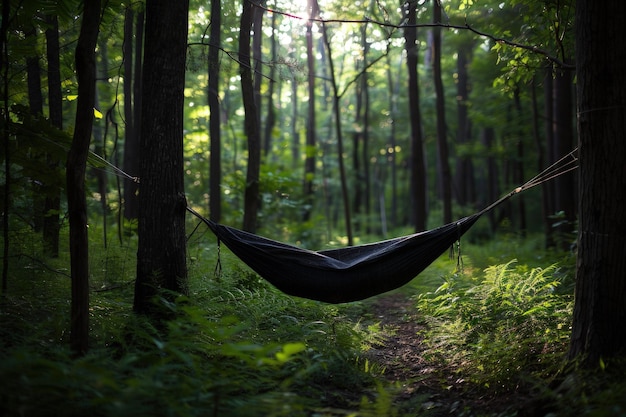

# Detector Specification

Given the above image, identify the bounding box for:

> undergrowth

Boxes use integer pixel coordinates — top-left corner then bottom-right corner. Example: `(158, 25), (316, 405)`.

(2, 226), (626, 416)
(417, 260), (573, 393)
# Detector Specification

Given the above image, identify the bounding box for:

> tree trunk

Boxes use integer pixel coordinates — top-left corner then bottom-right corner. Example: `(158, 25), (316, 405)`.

(385, 51), (400, 229)
(302, 0), (319, 222)
(568, 0), (626, 366)
(543, 67), (556, 246)
(67, 0), (101, 356)
(530, 76), (553, 247)
(552, 67), (577, 249)
(122, 7), (139, 220)
(513, 88), (526, 235)
(263, 11), (277, 157)
(1, 0), (10, 293)
(454, 41), (475, 207)
(240, 0), (261, 233)
(432, 0), (452, 225)
(26, 27), (45, 232)
(481, 127), (498, 234)
(321, 21), (353, 246)
(252, 2), (263, 119)
(208, 0), (221, 222)
(403, 0), (427, 232)
(43, 14), (62, 257)
(134, 0), (189, 315)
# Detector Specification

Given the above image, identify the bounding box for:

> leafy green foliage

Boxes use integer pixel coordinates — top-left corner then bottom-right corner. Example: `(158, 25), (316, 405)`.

(417, 260), (572, 391)
(0, 228), (392, 416)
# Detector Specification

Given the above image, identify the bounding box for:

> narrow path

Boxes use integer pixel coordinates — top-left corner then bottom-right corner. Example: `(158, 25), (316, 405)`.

(365, 293), (504, 415)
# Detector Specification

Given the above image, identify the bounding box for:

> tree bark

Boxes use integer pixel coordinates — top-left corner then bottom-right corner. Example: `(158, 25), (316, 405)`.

(568, 0), (626, 365)
(403, 0), (427, 232)
(208, 0), (222, 222)
(66, 0), (101, 356)
(43, 14), (62, 257)
(302, 0), (319, 223)
(530, 76), (553, 247)
(26, 27), (45, 233)
(134, 0), (189, 315)
(1, 0), (10, 293)
(432, 0), (452, 225)
(454, 41), (475, 207)
(552, 67), (577, 248)
(321, 21), (353, 246)
(263, 11), (277, 158)
(122, 7), (139, 220)
(240, 0), (261, 233)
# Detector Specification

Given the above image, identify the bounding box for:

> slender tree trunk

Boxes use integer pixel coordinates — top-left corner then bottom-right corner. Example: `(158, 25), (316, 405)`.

(67, 0), (101, 356)
(552, 67), (577, 248)
(513, 88), (526, 235)
(26, 27), (45, 232)
(208, 0), (221, 222)
(43, 15), (62, 258)
(302, 0), (319, 222)
(289, 52), (299, 169)
(352, 28), (365, 233)
(321, 20), (353, 245)
(454, 41), (475, 207)
(263, 11), (277, 157)
(122, 7), (139, 220)
(403, 0), (427, 231)
(240, 0), (261, 233)
(92, 42), (108, 248)
(134, 0), (189, 315)
(530, 76), (553, 247)
(1, 0), (11, 294)
(432, 0), (452, 224)
(361, 23), (371, 234)
(568, 0), (626, 366)
(252, 1), (264, 123)
(481, 127), (498, 233)
(543, 66), (555, 222)
(385, 51), (399, 228)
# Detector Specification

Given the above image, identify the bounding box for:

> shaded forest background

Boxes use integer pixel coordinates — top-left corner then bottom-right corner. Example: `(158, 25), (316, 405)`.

(2, 0), (576, 253)
(3, 0), (626, 415)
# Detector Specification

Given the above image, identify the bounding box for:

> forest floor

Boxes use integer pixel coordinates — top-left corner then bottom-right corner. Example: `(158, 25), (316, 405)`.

(363, 293), (529, 416)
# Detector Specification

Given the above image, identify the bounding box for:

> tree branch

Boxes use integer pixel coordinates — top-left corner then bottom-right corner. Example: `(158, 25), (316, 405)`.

(252, 1), (574, 70)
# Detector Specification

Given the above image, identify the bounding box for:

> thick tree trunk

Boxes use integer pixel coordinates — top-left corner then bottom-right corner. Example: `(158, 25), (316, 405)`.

(403, 0), (427, 231)
(67, 0), (101, 356)
(208, 0), (222, 222)
(240, 0), (261, 233)
(568, 0), (626, 365)
(134, 0), (189, 315)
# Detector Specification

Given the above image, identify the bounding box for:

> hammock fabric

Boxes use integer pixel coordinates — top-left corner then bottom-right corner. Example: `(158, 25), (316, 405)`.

(189, 208), (486, 303)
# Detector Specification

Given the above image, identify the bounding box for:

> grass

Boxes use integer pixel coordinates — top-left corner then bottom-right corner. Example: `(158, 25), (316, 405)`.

(1, 223), (625, 416)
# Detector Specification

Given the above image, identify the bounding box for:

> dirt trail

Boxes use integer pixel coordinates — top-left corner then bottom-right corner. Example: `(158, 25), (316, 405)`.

(365, 293), (510, 416)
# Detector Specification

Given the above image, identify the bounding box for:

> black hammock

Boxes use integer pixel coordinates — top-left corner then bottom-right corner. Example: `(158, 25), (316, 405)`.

(187, 150), (578, 304)
(189, 207), (481, 303)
